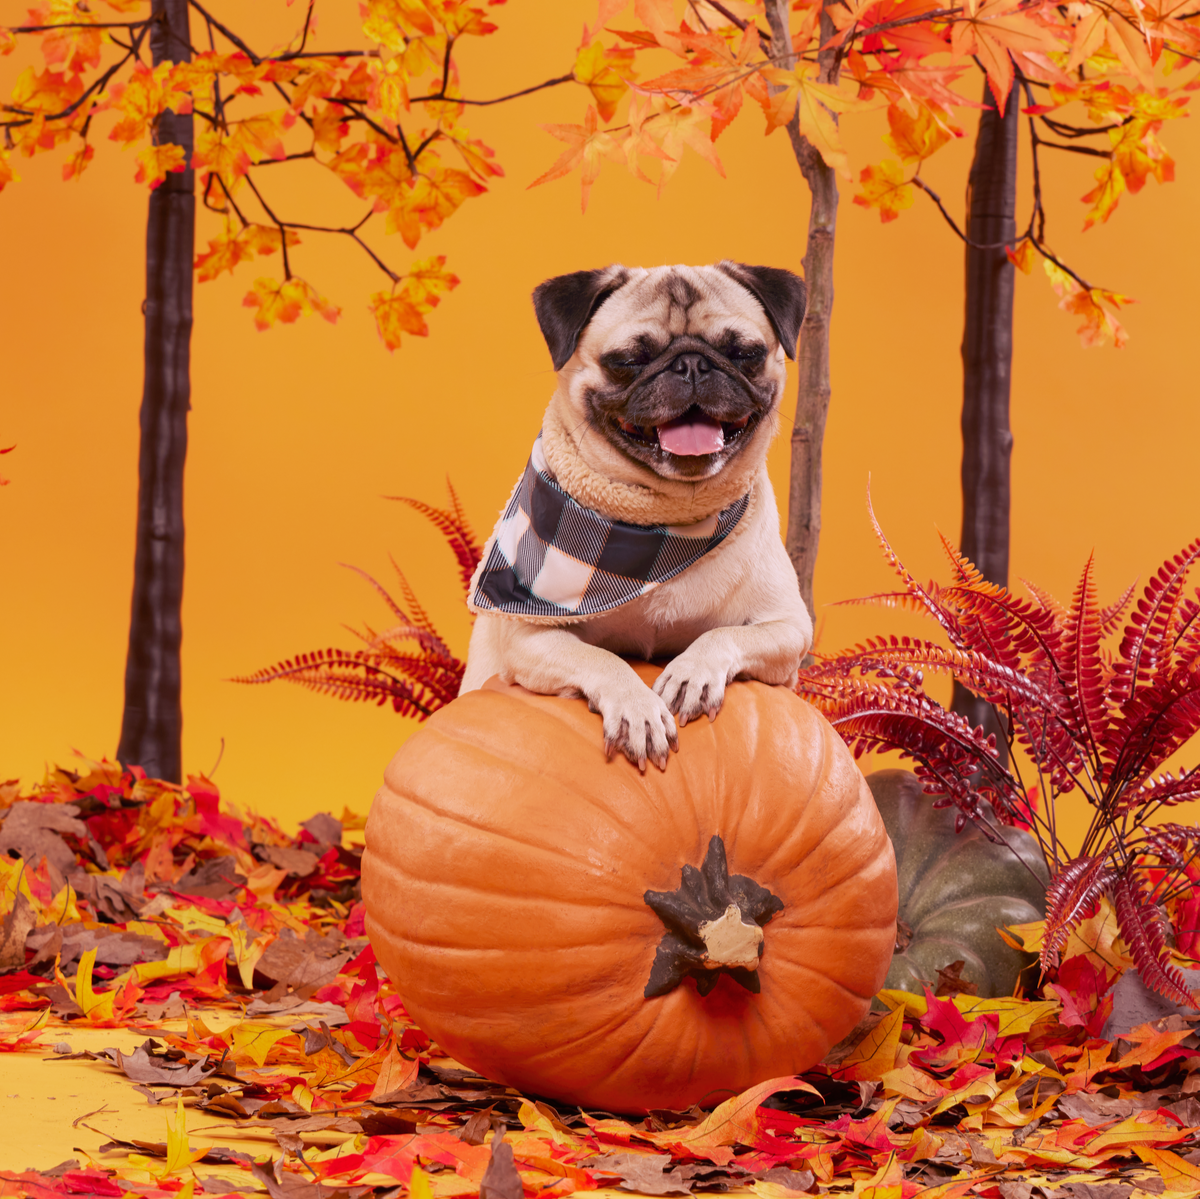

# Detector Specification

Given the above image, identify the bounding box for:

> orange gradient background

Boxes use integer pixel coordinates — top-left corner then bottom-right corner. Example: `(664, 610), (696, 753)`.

(2, 1), (1198, 839)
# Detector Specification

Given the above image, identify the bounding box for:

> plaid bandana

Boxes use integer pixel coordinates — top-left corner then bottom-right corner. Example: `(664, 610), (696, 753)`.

(468, 436), (751, 619)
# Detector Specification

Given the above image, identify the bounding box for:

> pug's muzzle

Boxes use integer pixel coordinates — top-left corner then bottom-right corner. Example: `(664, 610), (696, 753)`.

(589, 334), (776, 478)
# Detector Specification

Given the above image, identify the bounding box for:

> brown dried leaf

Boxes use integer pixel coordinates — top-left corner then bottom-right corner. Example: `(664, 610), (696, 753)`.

(0, 801), (87, 872)
(587, 1153), (693, 1196)
(479, 1134), (525, 1199)
(174, 855), (247, 900)
(0, 891), (35, 970)
(259, 845), (320, 877)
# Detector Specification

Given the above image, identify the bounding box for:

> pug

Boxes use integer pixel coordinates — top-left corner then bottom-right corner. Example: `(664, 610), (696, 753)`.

(459, 262), (813, 771)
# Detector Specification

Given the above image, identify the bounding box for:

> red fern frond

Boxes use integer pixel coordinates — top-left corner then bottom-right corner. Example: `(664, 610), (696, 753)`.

(866, 491), (968, 650)
(1021, 578), (1068, 623)
(1099, 578), (1138, 638)
(942, 579), (1065, 674)
(1040, 854), (1117, 971)
(936, 528), (987, 588)
(1118, 767), (1200, 815)
(230, 649), (462, 719)
(1062, 554), (1109, 771)
(1112, 872), (1196, 1008)
(801, 677), (1017, 816)
(1111, 539), (1200, 707)
(1105, 677), (1200, 796)
(387, 490), (483, 596)
(354, 620), (457, 665)
(808, 636), (1062, 712)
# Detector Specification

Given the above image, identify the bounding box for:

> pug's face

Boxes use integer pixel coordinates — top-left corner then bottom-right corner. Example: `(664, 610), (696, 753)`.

(533, 263), (806, 482)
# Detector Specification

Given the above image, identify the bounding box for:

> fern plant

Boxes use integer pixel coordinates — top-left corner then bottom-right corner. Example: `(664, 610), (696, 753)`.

(797, 505), (1200, 1005)
(235, 484), (481, 721)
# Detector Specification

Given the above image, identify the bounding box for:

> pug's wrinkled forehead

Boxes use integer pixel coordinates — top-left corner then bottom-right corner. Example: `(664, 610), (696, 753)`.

(582, 267), (778, 360)
(532, 262), (806, 373)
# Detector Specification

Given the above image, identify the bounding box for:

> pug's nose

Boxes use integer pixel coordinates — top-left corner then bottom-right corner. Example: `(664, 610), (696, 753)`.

(670, 352), (711, 383)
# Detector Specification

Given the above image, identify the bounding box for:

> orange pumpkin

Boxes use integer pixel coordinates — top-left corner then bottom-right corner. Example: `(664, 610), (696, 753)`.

(362, 661), (897, 1113)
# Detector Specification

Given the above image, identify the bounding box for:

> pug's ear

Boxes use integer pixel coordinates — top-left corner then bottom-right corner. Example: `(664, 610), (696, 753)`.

(532, 267), (629, 370)
(717, 262), (807, 360)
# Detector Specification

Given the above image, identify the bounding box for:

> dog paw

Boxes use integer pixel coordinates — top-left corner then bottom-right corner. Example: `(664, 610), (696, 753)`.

(597, 683), (678, 772)
(653, 653), (733, 727)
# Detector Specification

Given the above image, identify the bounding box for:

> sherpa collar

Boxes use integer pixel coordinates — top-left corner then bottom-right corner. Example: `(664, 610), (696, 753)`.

(467, 436), (751, 620)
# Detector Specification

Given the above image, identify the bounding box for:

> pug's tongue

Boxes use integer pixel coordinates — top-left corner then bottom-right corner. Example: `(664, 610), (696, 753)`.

(657, 413), (725, 456)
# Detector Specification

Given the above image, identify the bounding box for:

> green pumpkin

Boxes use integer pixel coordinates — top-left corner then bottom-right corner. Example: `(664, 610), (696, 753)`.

(866, 769), (1049, 999)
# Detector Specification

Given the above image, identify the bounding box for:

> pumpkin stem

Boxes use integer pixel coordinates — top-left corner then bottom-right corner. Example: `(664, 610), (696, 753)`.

(643, 835), (783, 999)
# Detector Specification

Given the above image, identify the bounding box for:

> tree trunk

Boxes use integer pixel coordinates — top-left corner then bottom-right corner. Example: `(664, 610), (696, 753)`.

(116, 0), (194, 782)
(764, 0), (841, 625)
(950, 79), (1018, 760)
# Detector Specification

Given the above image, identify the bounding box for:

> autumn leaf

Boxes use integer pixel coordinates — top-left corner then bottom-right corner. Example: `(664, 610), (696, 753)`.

(385, 163), (487, 246)
(0, 148), (22, 191)
(838, 1006), (905, 1080)
(194, 223), (301, 282)
(105, 61), (174, 145)
(573, 40), (635, 122)
(134, 142), (186, 189)
(61, 139), (94, 181)
(884, 102), (958, 162)
(163, 1097), (207, 1175)
(369, 256), (459, 351)
(312, 102), (350, 154)
(855, 159), (914, 222)
(949, 0), (1060, 111)
(760, 63), (861, 178)
(1136, 1145), (1200, 1191)
(243, 276), (341, 330)
(31, 0), (105, 77)
(1006, 238), (1036, 273)
(1044, 260), (1133, 348)
(74, 946), (116, 1022)
(530, 104), (622, 212)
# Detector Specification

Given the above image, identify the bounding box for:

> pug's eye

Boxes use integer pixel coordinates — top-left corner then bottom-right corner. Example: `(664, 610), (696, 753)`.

(726, 343), (766, 371)
(600, 349), (655, 383)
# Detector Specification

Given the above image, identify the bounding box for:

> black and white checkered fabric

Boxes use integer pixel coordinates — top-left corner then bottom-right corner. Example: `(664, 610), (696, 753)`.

(468, 436), (751, 619)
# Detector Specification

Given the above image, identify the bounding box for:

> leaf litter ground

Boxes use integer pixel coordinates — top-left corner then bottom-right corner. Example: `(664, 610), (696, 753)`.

(2, 763), (1200, 1199)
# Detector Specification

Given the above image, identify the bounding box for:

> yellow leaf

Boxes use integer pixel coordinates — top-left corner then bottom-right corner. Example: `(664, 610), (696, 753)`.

(409, 1165), (434, 1199)
(950, 996), (1059, 1035)
(75, 948), (116, 1023)
(163, 1097), (207, 1175)
(760, 64), (860, 178)
(0, 149), (19, 192)
(573, 40), (634, 122)
(1082, 155), (1126, 229)
(838, 1004), (905, 1079)
(45, 880), (83, 925)
(228, 1022), (298, 1067)
(854, 159), (913, 222)
(854, 1151), (903, 1199)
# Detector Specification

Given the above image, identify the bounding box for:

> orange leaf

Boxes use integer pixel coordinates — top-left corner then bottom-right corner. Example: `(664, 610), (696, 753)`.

(134, 142), (187, 189)
(1136, 1146), (1200, 1191)
(530, 104), (622, 212)
(1006, 239), (1035, 273)
(884, 102), (958, 161)
(243, 276), (341, 330)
